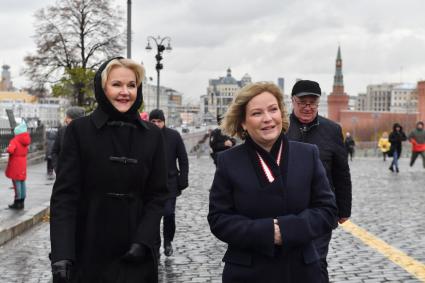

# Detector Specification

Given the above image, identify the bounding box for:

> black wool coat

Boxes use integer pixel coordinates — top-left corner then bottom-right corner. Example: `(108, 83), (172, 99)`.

(162, 127), (189, 197)
(286, 114), (352, 218)
(208, 137), (337, 283)
(50, 108), (169, 283)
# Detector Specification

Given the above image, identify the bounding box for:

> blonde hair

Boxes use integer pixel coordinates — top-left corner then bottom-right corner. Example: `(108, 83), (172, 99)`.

(221, 82), (289, 139)
(101, 58), (145, 89)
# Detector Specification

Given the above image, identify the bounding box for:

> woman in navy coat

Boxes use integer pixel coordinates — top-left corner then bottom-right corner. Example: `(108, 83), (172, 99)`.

(208, 82), (338, 283)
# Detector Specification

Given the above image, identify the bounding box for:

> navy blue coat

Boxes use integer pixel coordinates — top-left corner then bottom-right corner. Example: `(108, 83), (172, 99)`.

(208, 138), (337, 283)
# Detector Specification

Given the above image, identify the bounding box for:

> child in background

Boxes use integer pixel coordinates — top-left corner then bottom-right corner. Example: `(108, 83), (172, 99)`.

(378, 132), (391, 161)
(5, 121), (31, 210)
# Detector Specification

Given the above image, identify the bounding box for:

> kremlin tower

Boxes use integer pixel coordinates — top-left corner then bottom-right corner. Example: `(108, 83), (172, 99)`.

(327, 46), (349, 122)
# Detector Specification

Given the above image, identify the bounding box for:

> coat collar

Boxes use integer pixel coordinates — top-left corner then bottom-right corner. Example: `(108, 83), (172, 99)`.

(91, 108), (149, 130)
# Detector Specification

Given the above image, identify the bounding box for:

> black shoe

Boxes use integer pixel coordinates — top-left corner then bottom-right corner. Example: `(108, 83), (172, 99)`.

(389, 166), (394, 172)
(8, 200), (20, 210)
(396, 167), (399, 173)
(164, 242), (173, 256)
(17, 199), (24, 210)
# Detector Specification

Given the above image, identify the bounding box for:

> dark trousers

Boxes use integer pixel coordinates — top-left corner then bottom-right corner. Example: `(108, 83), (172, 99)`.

(314, 231), (332, 283)
(156, 197), (177, 252)
(47, 158), (54, 174)
(163, 197), (177, 243)
(410, 151), (425, 168)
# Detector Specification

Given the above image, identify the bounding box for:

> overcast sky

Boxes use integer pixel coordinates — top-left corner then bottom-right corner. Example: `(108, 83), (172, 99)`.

(1, 0), (425, 103)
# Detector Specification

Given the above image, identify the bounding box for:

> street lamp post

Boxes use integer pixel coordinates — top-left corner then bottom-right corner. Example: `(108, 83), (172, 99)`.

(145, 36), (172, 109)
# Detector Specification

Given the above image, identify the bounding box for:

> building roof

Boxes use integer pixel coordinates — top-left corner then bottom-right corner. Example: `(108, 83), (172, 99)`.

(0, 91), (37, 103)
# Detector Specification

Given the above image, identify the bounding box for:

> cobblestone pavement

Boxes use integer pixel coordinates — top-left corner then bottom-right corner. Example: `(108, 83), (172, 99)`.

(0, 155), (424, 282)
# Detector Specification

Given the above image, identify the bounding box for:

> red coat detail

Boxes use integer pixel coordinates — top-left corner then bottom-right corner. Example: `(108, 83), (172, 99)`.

(410, 138), (425, 152)
(5, 132), (31, 181)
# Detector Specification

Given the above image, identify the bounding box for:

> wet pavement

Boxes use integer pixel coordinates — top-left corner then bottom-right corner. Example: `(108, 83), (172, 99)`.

(0, 155), (424, 282)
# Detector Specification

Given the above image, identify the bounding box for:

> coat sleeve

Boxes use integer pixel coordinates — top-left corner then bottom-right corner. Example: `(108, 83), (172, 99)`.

(176, 133), (189, 190)
(6, 139), (16, 154)
(331, 125), (352, 218)
(277, 145), (338, 248)
(208, 154), (275, 257)
(50, 123), (82, 263)
(134, 130), (169, 247)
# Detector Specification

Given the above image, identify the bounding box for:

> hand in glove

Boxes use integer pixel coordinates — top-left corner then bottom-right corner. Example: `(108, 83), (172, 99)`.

(122, 243), (148, 263)
(52, 259), (73, 283)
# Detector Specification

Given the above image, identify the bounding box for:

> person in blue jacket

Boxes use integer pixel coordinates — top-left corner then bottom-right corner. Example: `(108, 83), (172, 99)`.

(208, 82), (338, 283)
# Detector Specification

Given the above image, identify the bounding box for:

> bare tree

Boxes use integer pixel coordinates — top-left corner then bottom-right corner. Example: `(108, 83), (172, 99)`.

(24, 0), (125, 105)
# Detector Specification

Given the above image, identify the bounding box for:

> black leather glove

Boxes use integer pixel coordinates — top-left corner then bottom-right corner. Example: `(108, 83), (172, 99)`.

(122, 243), (148, 263)
(52, 259), (73, 283)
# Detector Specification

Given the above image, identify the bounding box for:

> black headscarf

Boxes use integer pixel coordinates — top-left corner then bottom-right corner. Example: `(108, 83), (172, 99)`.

(94, 57), (144, 122)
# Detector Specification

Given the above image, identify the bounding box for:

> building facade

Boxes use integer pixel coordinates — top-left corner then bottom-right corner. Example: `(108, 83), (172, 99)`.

(206, 68), (252, 119)
(0, 65), (14, 91)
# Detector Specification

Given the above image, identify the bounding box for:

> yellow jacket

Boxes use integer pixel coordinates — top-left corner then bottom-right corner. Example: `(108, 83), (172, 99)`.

(378, 138), (391, 152)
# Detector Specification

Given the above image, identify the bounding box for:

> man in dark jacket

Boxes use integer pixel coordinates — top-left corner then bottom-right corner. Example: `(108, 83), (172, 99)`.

(51, 106), (85, 173)
(45, 128), (58, 178)
(344, 132), (356, 161)
(150, 109), (189, 257)
(209, 115), (236, 166)
(286, 80), (352, 283)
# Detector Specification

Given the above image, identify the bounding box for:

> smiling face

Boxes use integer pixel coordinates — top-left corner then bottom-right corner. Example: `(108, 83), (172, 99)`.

(242, 91), (282, 151)
(104, 66), (137, 113)
(292, 95), (319, 124)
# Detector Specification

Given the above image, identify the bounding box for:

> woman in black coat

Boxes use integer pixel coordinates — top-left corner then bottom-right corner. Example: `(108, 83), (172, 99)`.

(388, 122), (407, 173)
(208, 82), (338, 283)
(50, 57), (169, 283)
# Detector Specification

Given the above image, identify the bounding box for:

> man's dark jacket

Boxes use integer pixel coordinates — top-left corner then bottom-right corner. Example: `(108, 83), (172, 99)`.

(286, 113), (352, 218)
(209, 128), (236, 165)
(162, 126), (189, 196)
(51, 125), (66, 172)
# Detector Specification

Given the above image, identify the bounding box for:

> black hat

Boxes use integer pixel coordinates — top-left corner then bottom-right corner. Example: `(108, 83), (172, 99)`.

(66, 106), (85, 120)
(291, 80), (321, 97)
(149, 109), (165, 121)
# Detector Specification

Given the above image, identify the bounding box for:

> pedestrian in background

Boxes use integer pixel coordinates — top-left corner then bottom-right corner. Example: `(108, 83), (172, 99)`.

(45, 128), (57, 178)
(378, 131), (391, 161)
(209, 115), (236, 166)
(388, 123), (407, 173)
(50, 57), (168, 283)
(208, 82), (337, 283)
(150, 109), (189, 258)
(51, 106), (85, 173)
(286, 80), (352, 283)
(408, 121), (425, 168)
(5, 121), (31, 210)
(344, 132), (355, 161)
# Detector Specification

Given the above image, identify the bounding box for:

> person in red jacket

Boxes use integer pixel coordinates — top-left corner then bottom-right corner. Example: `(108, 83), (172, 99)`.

(5, 121), (31, 210)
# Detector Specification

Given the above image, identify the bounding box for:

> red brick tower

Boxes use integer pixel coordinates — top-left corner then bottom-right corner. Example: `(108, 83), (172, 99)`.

(327, 46), (349, 122)
(418, 81), (425, 122)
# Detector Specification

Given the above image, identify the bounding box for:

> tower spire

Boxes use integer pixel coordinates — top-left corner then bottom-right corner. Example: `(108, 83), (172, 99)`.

(327, 45), (349, 122)
(333, 45), (344, 92)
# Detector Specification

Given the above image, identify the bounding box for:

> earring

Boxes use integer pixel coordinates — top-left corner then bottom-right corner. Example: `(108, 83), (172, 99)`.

(242, 129), (248, 139)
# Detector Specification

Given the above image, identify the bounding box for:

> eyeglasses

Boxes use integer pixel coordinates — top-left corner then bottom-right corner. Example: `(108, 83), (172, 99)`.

(292, 97), (319, 109)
